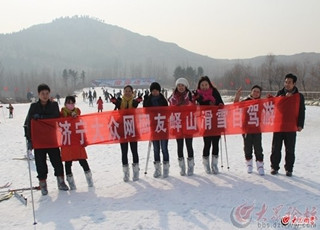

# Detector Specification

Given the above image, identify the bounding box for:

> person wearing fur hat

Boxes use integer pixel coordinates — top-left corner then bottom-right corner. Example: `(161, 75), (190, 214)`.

(234, 85), (265, 175)
(168, 78), (195, 176)
(143, 82), (170, 178)
(195, 76), (224, 175)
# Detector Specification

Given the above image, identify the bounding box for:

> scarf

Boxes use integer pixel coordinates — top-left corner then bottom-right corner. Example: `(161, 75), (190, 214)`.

(61, 107), (79, 117)
(120, 95), (134, 109)
(169, 91), (189, 106)
(197, 88), (216, 104)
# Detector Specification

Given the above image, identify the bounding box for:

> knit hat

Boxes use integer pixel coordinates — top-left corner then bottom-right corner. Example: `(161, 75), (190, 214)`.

(150, 82), (161, 92)
(175, 78), (189, 89)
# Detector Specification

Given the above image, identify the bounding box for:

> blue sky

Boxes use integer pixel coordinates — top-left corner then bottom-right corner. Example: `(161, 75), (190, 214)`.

(1, 0), (319, 59)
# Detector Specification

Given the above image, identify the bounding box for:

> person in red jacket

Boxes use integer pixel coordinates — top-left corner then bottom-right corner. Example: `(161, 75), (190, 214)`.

(60, 96), (93, 189)
(97, 96), (103, 112)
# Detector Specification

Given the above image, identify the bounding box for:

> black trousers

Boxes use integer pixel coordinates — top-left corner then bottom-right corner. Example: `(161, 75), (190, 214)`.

(270, 132), (296, 172)
(176, 138), (194, 158)
(120, 142), (139, 165)
(34, 148), (64, 180)
(203, 136), (221, 157)
(243, 133), (263, 161)
(65, 160), (90, 175)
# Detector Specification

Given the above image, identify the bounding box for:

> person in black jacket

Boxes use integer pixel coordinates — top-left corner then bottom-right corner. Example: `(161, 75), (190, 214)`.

(270, 73), (305, 177)
(143, 82), (170, 178)
(24, 83), (69, 195)
(110, 85), (142, 182)
(234, 85), (265, 175)
(195, 76), (224, 175)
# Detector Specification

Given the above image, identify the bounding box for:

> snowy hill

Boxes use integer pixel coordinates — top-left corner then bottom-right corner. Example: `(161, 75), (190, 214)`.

(0, 87), (319, 230)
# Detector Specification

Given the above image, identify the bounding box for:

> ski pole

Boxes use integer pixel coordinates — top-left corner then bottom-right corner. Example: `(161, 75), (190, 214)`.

(220, 135), (223, 169)
(224, 133), (230, 170)
(144, 141), (152, 175)
(25, 139), (37, 225)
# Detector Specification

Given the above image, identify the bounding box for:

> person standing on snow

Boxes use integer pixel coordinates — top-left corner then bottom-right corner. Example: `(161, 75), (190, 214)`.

(270, 73), (305, 177)
(60, 96), (93, 189)
(143, 82), (170, 178)
(168, 78), (195, 176)
(234, 85), (265, 175)
(194, 76), (224, 175)
(24, 83), (69, 195)
(7, 103), (14, 118)
(110, 85), (143, 182)
(97, 96), (103, 112)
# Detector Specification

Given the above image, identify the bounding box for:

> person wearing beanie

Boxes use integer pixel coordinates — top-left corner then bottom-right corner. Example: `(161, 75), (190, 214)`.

(149, 82), (161, 92)
(143, 82), (170, 178)
(234, 85), (265, 175)
(195, 76), (224, 175)
(175, 77), (190, 89)
(168, 78), (195, 176)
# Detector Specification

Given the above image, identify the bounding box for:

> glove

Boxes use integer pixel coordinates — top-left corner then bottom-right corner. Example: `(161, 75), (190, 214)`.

(136, 92), (143, 103)
(33, 114), (42, 120)
(144, 91), (149, 101)
(109, 94), (117, 104)
(27, 140), (33, 150)
(192, 90), (199, 102)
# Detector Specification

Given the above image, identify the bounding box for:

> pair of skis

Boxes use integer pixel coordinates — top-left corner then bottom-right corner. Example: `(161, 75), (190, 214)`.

(0, 183), (40, 206)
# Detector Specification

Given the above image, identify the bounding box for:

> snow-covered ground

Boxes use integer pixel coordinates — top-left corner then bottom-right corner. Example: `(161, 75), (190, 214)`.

(0, 87), (319, 230)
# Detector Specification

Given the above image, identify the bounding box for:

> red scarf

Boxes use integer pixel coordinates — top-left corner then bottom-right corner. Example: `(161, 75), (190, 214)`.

(197, 88), (216, 104)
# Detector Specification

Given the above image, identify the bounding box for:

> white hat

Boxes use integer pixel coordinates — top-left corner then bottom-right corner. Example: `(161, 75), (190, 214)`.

(175, 78), (189, 89)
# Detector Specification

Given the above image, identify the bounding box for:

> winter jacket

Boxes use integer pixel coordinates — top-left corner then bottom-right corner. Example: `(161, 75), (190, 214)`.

(60, 107), (87, 161)
(168, 90), (193, 106)
(143, 93), (168, 107)
(24, 100), (60, 142)
(112, 97), (140, 110)
(97, 98), (103, 110)
(276, 86), (305, 129)
(196, 88), (224, 106)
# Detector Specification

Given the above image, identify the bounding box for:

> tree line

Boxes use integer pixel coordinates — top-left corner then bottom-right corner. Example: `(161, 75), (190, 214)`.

(1, 54), (320, 103)
(173, 54), (320, 94)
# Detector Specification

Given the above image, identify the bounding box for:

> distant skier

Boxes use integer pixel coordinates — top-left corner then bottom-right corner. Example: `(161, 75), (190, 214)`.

(97, 96), (103, 112)
(6, 104), (14, 118)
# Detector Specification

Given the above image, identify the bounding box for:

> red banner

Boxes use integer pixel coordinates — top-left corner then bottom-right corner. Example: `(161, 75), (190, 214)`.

(32, 94), (300, 149)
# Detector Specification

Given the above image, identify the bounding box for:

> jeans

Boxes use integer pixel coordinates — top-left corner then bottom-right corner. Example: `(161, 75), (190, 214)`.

(153, 139), (169, 162)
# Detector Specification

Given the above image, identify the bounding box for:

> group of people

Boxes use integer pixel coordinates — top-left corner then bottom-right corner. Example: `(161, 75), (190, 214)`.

(24, 73), (305, 196)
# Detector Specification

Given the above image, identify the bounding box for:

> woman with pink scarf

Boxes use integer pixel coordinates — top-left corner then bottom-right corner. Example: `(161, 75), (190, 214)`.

(195, 76), (224, 175)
